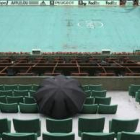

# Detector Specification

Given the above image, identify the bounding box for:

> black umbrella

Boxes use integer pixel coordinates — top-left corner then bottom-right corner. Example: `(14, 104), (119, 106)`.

(34, 75), (86, 119)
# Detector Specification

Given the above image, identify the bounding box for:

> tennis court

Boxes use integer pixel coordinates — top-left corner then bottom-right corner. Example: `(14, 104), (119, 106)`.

(0, 6), (140, 52)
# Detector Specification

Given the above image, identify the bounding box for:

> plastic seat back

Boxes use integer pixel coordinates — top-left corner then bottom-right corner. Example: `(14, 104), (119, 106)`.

(7, 96), (24, 104)
(0, 103), (18, 113)
(42, 133), (75, 140)
(98, 104), (118, 114)
(19, 103), (39, 113)
(13, 118), (41, 137)
(0, 119), (11, 138)
(78, 117), (105, 137)
(109, 118), (139, 136)
(95, 97), (111, 105)
(82, 132), (115, 140)
(81, 104), (98, 114)
(13, 90), (29, 97)
(2, 133), (37, 140)
(91, 90), (106, 97)
(46, 118), (72, 133)
(117, 132), (140, 140)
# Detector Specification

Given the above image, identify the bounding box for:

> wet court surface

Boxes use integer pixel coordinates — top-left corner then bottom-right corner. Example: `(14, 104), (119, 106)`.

(0, 7), (140, 52)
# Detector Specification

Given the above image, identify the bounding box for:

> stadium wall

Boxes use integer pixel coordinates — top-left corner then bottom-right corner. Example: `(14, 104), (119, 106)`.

(0, 76), (140, 90)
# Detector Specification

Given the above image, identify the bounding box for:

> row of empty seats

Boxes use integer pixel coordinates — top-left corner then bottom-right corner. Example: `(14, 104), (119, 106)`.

(0, 103), (38, 113)
(0, 56), (139, 76)
(85, 96), (111, 104)
(0, 117), (139, 139)
(0, 96), (36, 104)
(0, 84), (39, 91)
(0, 90), (36, 97)
(81, 104), (118, 114)
(2, 132), (140, 140)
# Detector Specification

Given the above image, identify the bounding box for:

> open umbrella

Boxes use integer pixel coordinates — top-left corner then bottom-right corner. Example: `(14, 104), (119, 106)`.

(34, 75), (86, 119)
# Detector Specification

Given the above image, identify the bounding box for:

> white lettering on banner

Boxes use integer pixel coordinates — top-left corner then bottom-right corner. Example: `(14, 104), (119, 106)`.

(96, 1), (106, 5)
(88, 1), (100, 5)
(106, 0), (119, 5)
(9, 1), (29, 5)
(125, 1), (133, 6)
(39, 1), (50, 5)
(0, 1), (8, 5)
(106, 1), (113, 5)
(28, 1), (38, 5)
(54, 1), (74, 5)
(82, 1), (100, 6)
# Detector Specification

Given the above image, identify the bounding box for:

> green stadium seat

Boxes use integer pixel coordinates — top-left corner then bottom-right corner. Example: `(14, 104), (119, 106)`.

(46, 117), (72, 133)
(19, 103), (39, 113)
(0, 96), (7, 103)
(98, 104), (118, 114)
(32, 84), (39, 91)
(18, 84), (32, 91)
(85, 97), (94, 104)
(84, 90), (91, 97)
(29, 90), (36, 97)
(95, 97), (111, 105)
(82, 132), (115, 140)
(91, 90), (107, 97)
(24, 96), (36, 104)
(78, 117), (105, 137)
(82, 85), (89, 91)
(109, 118), (139, 137)
(129, 84), (140, 97)
(0, 85), (4, 90)
(117, 132), (140, 140)
(135, 90), (140, 103)
(0, 90), (13, 96)
(0, 118), (11, 138)
(0, 103), (18, 113)
(4, 84), (18, 91)
(81, 104), (98, 114)
(2, 133), (37, 140)
(13, 118), (41, 137)
(88, 84), (102, 91)
(42, 133), (75, 140)
(13, 90), (29, 97)
(7, 96), (24, 104)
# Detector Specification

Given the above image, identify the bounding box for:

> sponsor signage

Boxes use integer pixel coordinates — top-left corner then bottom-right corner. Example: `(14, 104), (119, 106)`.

(28, 1), (39, 5)
(106, 0), (120, 5)
(81, 1), (100, 6)
(39, 1), (50, 5)
(53, 1), (78, 5)
(79, 0), (110, 6)
(125, 0), (133, 6)
(0, 0), (123, 6)
(8, 1), (29, 5)
(0, 1), (8, 5)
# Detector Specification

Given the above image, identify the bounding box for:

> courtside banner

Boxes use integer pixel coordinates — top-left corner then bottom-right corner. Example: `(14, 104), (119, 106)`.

(0, 1), (8, 5)
(79, 0), (106, 5)
(125, 0), (133, 6)
(82, 1), (100, 6)
(97, 0), (106, 5)
(54, 1), (78, 5)
(39, 1), (50, 5)
(8, 1), (29, 5)
(106, 0), (120, 5)
(28, 0), (39, 5)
